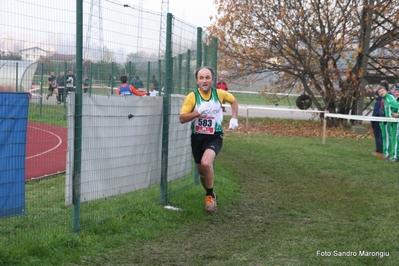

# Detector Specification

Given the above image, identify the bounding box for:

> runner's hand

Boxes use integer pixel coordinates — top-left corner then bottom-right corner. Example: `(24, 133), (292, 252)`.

(229, 118), (238, 130)
(197, 102), (211, 115)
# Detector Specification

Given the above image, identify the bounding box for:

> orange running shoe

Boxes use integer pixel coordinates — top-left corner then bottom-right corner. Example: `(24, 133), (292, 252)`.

(372, 152), (386, 159)
(205, 193), (218, 214)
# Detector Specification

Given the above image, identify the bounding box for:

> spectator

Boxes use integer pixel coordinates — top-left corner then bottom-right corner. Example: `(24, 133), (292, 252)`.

(83, 76), (90, 93)
(216, 76), (229, 112)
(371, 90), (384, 158)
(56, 71), (65, 104)
(394, 87), (399, 100)
(116, 75), (148, 96)
(150, 75), (159, 90)
(148, 82), (159, 97)
(377, 85), (399, 162)
(46, 71), (59, 100)
(216, 76), (228, 91)
(66, 69), (76, 92)
(108, 74), (116, 88)
(132, 76), (144, 89)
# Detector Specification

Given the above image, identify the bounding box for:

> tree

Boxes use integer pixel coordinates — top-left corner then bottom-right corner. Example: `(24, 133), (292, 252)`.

(208, 0), (399, 125)
(0, 50), (22, 60)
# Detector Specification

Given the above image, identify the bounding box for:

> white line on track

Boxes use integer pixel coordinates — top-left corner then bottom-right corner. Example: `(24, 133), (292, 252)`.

(26, 125), (63, 159)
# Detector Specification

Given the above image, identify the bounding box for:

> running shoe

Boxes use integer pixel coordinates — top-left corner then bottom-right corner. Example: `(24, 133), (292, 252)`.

(205, 193), (218, 214)
(372, 152), (386, 159)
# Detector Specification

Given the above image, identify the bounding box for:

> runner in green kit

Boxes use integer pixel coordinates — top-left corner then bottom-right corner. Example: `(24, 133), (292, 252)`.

(377, 85), (399, 162)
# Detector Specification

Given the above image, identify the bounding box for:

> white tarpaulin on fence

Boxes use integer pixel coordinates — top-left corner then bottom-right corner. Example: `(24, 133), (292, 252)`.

(65, 93), (191, 205)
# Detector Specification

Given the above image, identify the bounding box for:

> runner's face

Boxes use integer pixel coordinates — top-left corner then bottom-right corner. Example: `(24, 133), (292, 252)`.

(378, 88), (386, 97)
(196, 69), (213, 93)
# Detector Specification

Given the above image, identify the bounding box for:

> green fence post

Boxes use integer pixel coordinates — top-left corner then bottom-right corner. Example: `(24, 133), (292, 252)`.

(212, 37), (218, 87)
(15, 62), (18, 92)
(89, 62), (93, 94)
(110, 62), (114, 95)
(160, 13), (173, 205)
(158, 59), (162, 89)
(193, 27), (203, 184)
(72, 0), (84, 234)
(203, 45), (208, 66)
(39, 63), (43, 117)
(196, 27), (202, 69)
(147, 62), (151, 92)
(178, 54), (183, 95)
(63, 62), (67, 119)
(185, 50), (191, 94)
(128, 61), (132, 80)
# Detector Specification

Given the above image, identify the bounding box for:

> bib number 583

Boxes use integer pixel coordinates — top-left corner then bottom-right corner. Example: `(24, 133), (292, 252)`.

(198, 118), (212, 127)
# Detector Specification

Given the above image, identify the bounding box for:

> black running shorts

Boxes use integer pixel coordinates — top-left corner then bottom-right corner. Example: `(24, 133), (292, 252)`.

(191, 133), (223, 164)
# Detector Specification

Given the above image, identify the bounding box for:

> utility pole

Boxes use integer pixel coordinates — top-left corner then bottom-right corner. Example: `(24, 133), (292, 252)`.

(85, 0), (104, 62)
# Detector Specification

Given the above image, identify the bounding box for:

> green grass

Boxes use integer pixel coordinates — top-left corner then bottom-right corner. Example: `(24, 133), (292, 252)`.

(28, 103), (68, 127)
(1, 119), (398, 265)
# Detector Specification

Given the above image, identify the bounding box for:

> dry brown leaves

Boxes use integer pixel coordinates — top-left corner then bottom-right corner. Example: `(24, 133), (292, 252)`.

(225, 120), (374, 139)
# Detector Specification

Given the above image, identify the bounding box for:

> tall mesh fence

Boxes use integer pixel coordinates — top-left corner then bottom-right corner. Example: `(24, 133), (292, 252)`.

(0, 0), (218, 244)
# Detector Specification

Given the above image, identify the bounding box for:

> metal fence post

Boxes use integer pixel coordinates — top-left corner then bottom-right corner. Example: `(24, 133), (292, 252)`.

(185, 50), (191, 94)
(212, 37), (218, 87)
(15, 62), (18, 92)
(160, 13), (173, 205)
(196, 27), (202, 69)
(72, 0), (84, 234)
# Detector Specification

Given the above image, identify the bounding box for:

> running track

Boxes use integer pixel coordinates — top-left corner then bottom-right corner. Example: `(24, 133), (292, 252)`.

(26, 122), (67, 180)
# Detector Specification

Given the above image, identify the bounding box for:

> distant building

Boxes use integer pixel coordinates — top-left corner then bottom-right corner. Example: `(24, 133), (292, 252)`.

(19, 46), (49, 61)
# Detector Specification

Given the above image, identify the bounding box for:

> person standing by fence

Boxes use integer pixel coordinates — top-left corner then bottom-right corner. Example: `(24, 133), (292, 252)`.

(66, 69), (76, 92)
(46, 71), (58, 100)
(179, 66), (238, 214)
(148, 82), (159, 97)
(377, 85), (399, 162)
(116, 75), (148, 96)
(216, 76), (228, 112)
(131, 76), (144, 90)
(56, 71), (65, 104)
(371, 90), (384, 159)
(150, 75), (159, 91)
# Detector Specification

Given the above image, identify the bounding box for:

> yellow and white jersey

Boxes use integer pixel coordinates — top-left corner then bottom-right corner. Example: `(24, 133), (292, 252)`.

(180, 87), (235, 135)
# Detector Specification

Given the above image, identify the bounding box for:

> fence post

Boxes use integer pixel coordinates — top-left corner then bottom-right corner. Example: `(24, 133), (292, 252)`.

(15, 62), (18, 92)
(212, 37), (218, 87)
(160, 13), (173, 205)
(147, 62), (151, 92)
(63, 62), (67, 119)
(89, 62), (93, 94)
(110, 62), (114, 95)
(39, 63), (43, 117)
(178, 54), (183, 95)
(196, 27), (202, 69)
(158, 59), (162, 89)
(185, 50), (191, 94)
(203, 45), (208, 66)
(72, 0), (84, 234)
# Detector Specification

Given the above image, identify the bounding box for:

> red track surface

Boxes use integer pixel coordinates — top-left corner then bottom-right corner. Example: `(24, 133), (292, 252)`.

(25, 122), (67, 180)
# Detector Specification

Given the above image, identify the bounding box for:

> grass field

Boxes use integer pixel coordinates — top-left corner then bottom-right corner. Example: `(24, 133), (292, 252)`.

(1, 118), (397, 265)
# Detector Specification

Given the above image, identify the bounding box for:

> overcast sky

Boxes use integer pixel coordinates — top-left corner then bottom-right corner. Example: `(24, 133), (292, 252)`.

(0, 0), (218, 60)
(142, 0), (217, 28)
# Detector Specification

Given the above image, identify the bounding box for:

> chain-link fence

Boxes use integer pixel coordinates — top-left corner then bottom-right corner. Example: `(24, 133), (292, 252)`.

(0, 0), (218, 245)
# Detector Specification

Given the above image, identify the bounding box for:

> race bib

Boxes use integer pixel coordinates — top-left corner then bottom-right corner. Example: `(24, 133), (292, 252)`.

(194, 115), (215, 134)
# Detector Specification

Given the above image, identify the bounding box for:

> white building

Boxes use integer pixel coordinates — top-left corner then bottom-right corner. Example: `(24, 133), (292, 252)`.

(19, 46), (49, 61)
